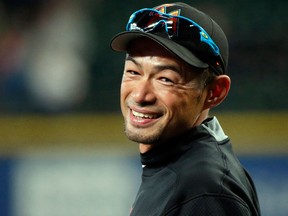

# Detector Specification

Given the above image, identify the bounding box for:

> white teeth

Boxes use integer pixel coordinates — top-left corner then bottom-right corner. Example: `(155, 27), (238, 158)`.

(132, 110), (157, 119)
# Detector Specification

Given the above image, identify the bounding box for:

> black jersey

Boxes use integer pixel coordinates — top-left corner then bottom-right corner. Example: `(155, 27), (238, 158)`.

(130, 117), (261, 216)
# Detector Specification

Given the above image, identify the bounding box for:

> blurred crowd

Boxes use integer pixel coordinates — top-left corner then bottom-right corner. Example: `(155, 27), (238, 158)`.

(0, 0), (287, 114)
(0, 0), (95, 113)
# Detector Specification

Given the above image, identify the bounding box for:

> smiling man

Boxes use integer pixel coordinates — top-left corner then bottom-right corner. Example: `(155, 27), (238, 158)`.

(111, 2), (261, 216)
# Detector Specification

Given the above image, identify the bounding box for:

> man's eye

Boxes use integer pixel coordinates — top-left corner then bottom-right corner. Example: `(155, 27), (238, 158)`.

(160, 77), (174, 84)
(126, 70), (140, 75)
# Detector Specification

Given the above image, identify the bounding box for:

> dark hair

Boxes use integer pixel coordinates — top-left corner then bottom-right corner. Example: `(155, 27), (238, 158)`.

(187, 66), (216, 89)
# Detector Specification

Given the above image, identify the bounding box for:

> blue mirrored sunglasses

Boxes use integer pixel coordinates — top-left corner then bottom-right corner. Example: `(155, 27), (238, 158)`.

(126, 9), (220, 58)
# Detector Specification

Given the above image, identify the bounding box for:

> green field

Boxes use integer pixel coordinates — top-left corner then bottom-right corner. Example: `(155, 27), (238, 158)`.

(0, 112), (287, 155)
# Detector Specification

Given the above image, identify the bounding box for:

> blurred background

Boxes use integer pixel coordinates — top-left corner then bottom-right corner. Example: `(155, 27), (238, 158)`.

(0, 0), (287, 215)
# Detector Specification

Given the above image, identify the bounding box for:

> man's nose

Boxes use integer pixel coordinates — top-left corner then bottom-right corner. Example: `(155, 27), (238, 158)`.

(131, 79), (156, 105)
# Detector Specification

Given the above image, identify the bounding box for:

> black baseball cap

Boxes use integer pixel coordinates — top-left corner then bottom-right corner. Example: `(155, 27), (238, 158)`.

(110, 2), (229, 75)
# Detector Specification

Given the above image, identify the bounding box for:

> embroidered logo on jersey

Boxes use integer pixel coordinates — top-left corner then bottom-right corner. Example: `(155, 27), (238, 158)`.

(154, 4), (181, 17)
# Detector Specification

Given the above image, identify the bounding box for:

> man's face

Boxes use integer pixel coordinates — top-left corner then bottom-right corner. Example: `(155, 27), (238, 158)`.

(120, 38), (208, 145)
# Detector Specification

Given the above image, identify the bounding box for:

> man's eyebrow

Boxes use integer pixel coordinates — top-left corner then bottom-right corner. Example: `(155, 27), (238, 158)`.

(125, 55), (181, 74)
(125, 55), (138, 65)
(154, 65), (181, 74)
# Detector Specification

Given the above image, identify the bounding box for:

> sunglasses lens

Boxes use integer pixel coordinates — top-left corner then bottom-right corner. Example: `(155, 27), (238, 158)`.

(128, 10), (167, 32)
(128, 9), (217, 51)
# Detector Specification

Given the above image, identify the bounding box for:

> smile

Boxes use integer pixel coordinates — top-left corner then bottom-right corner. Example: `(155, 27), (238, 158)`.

(132, 110), (158, 119)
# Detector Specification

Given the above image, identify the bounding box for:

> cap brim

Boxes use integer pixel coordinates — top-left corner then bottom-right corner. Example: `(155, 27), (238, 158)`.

(110, 31), (209, 69)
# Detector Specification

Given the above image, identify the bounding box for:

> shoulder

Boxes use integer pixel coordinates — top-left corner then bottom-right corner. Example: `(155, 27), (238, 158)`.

(170, 149), (228, 195)
(166, 132), (238, 198)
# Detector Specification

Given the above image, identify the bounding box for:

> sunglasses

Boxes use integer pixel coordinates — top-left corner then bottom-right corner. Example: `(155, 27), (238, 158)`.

(126, 9), (224, 73)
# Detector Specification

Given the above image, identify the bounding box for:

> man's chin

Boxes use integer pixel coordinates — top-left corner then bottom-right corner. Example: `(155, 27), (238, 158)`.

(124, 128), (161, 145)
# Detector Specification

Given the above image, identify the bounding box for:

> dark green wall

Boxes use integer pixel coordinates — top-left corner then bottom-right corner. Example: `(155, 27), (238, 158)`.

(0, 0), (287, 113)
(87, 0), (288, 112)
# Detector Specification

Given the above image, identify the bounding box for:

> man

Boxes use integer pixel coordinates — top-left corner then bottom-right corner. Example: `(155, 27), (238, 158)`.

(111, 2), (261, 216)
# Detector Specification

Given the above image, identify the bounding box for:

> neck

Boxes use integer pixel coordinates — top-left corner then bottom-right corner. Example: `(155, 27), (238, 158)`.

(139, 144), (153, 153)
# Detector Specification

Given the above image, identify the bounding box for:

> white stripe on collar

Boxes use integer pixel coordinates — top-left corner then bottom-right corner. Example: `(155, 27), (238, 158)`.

(201, 117), (228, 142)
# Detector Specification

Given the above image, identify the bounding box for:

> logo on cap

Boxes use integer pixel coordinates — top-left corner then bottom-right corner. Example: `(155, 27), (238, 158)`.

(155, 4), (181, 16)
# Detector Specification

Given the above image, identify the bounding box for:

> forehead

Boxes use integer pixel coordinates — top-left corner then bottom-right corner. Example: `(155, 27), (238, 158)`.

(126, 37), (204, 76)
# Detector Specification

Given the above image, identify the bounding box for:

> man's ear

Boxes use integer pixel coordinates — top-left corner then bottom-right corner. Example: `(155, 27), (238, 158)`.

(204, 75), (231, 109)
